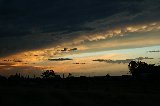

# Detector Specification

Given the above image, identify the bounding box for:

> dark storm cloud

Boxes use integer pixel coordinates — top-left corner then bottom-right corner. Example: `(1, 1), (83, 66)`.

(0, 0), (160, 56)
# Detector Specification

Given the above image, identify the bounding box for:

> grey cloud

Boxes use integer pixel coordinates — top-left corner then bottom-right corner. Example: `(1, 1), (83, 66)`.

(93, 59), (134, 64)
(93, 57), (154, 64)
(148, 50), (160, 53)
(58, 48), (78, 52)
(73, 62), (86, 64)
(136, 57), (154, 60)
(0, 0), (160, 56)
(48, 58), (73, 61)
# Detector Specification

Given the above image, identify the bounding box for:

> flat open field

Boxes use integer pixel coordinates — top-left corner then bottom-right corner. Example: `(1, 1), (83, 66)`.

(0, 78), (160, 106)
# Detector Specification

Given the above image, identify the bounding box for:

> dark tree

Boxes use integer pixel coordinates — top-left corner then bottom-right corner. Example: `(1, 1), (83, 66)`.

(41, 70), (56, 79)
(67, 73), (73, 78)
(106, 73), (110, 78)
(128, 61), (160, 78)
(128, 61), (139, 77)
(0, 75), (7, 82)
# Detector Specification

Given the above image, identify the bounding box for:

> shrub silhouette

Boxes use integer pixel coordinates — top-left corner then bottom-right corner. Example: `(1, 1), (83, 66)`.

(67, 73), (74, 78)
(106, 74), (110, 78)
(41, 70), (61, 79)
(8, 73), (22, 80)
(41, 70), (56, 79)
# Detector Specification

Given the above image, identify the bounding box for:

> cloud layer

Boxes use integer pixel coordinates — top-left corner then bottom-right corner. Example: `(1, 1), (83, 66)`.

(0, 0), (160, 57)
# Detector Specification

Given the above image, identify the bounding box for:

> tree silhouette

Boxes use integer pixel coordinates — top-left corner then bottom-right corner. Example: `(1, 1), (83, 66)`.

(67, 73), (73, 78)
(41, 70), (56, 79)
(106, 73), (110, 78)
(128, 61), (139, 77)
(128, 61), (160, 78)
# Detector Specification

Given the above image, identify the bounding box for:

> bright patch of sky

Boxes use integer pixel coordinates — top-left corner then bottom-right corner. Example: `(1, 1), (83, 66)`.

(60, 45), (160, 61)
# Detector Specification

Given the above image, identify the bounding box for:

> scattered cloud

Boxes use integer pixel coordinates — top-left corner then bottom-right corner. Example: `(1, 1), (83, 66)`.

(93, 57), (154, 64)
(48, 58), (73, 61)
(135, 57), (154, 60)
(148, 50), (160, 53)
(73, 63), (86, 65)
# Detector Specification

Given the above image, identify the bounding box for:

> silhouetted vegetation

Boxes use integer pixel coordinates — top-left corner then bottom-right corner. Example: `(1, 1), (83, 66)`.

(41, 70), (61, 79)
(0, 62), (160, 105)
(128, 61), (160, 78)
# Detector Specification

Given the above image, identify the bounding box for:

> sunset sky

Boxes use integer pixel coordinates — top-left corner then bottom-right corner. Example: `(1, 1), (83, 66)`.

(0, 0), (160, 77)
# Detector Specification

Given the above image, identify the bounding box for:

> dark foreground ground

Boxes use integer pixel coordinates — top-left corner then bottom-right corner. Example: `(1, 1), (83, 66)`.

(0, 77), (160, 106)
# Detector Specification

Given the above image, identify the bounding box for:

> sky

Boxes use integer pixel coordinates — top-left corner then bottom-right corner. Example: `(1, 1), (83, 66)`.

(0, 0), (160, 77)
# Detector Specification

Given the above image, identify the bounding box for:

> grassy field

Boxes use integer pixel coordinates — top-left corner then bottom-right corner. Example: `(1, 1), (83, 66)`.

(0, 78), (160, 106)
